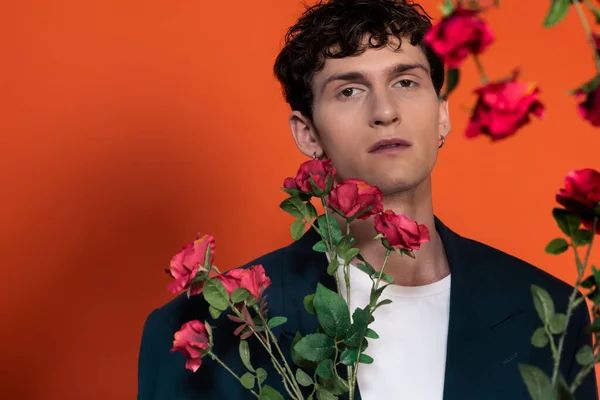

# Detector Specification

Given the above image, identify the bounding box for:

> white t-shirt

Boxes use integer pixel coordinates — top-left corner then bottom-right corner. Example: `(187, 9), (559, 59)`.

(334, 260), (451, 400)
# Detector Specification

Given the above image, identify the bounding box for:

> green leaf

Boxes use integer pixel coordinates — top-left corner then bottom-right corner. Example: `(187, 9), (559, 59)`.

(203, 279), (230, 311)
(369, 284), (388, 308)
(344, 307), (371, 347)
(588, 318), (600, 333)
(291, 219), (306, 240)
(343, 248), (360, 264)
(373, 271), (394, 283)
(241, 372), (255, 389)
(239, 339), (254, 372)
(339, 348), (358, 365)
(531, 327), (549, 348)
(365, 328), (379, 339)
(553, 208), (581, 238)
(591, 5), (600, 24)
(313, 240), (328, 253)
(543, 0), (570, 28)
(359, 354), (374, 364)
(545, 238), (569, 255)
(356, 262), (376, 276)
(291, 332), (317, 369)
(317, 215), (343, 245)
(316, 359), (334, 380)
(518, 364), (553, 400)
(209, 305), (222, 319)
(316, 385), (339, 400)
(438, 0), (455, 16)
(327, 258), (340, 276)
(375, 299), (393, 311)
(267, 316), (288, 330)
(232, 288), (250, 304)
(304, 294), (316, 315)
(260, 385), (284, 400)
(576, 345), (595, 365)
(442, 68), (460, 99)
(573, 229), (594, 246)
(280, 197), (306, 219)
(294, 333), (335, 362)
(295, 368), (314, 387)
(313, 283), (351, 337)
(306, 201), (319, 219)
(531, 285), (555, 325)
(335, 236), (353, 260)
(549, 313), (568, 334)
(256, 367), (267, 385)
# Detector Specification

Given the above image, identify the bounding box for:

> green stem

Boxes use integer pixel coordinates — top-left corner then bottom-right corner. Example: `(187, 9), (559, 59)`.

(373, 250), (392, 292)
(570, 353), (600, 392)
(551, 219), (597, 385)
(343, 222), (355, 400)
(349, 250), (392, 398)
(573, 0), (600, 72)
(345, 223), (352, 317)
(256, 308), (305, 400)
(321, 197), (342, 296)
(231, 304), (298, 399)
(209, 352), (260, 398)
(473, 55), (489, 84)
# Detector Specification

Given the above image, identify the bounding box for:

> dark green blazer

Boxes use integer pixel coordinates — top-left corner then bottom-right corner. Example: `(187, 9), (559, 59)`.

(138, 217), (598, 399)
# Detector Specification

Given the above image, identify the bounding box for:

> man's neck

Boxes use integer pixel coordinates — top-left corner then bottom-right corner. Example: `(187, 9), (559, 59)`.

(334, 181), (450, 287)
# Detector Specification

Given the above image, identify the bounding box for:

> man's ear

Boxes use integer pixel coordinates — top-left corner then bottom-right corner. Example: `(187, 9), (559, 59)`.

(289, 110), (325, 158)
(438, 98), (451, 139)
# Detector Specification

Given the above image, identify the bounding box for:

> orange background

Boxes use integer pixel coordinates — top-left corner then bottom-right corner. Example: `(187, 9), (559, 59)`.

(2, 0), (600, 398)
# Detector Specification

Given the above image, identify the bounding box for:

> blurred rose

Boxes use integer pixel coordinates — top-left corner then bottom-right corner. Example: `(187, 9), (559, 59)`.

(556, 169), (600, 233)
(424, 7), (494, 68)
(575, 82), (600, 127)
(466, 72), (545, 140)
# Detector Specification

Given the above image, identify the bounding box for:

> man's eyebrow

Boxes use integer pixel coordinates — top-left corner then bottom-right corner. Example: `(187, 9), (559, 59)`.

(319, 62), (430, 93)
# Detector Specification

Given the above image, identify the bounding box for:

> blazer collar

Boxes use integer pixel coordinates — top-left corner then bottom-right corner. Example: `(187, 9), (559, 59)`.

(283, 215), (524, 328)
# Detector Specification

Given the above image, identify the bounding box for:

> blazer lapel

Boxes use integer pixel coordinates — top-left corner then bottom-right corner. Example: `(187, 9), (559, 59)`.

(436, 217), (533, 399)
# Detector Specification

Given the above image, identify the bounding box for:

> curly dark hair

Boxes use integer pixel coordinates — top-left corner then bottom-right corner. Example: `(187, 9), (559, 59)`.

(273, 0), (445, 121)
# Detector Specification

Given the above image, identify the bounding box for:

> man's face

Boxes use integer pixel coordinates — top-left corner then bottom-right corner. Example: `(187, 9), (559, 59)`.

(290, 37), (449, 195)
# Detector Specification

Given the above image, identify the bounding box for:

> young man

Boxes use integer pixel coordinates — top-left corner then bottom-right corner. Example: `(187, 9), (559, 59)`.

(138, 0), (598, 398)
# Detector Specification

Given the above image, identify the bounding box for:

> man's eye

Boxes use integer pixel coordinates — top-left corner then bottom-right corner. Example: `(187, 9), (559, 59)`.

(397, 79), (417, 88)
(339, 88), (361, 98)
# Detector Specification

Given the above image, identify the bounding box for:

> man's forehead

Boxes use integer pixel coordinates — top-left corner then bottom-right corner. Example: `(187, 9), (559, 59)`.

(314, 40), (429, 82)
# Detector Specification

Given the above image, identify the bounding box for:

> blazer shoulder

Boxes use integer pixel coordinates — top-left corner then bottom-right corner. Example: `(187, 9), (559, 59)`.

(463, 235), (575, 298)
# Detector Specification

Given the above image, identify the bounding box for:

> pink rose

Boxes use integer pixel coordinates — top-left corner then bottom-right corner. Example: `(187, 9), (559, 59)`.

(424, 7), (494, 68)
(575, 82), (600, 127)
(556, 169), (600, 233)
(170, 320), (211, 372)
(466, 72), (545, 140)
(374, 210), (430, 251)
(166, 234), (216, 294)
(293, 159), (336, 195)
(216, 265), (272, 301)
(328, 179), (383, 220)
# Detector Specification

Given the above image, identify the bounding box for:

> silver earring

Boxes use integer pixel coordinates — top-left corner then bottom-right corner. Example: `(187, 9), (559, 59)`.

(438, 135), (445, 149)
(312, 151), (317, 160)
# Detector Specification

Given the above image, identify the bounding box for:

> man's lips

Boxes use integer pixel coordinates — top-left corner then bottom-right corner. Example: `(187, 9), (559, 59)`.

(368, 138), (412, 153)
